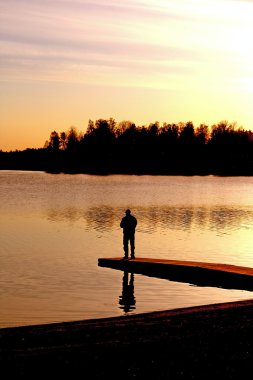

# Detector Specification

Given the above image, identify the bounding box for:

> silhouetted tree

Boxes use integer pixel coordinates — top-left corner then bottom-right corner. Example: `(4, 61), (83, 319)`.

(60, 132), (67, 150)
(47, 131), (60, 150)
(196, 124), (209, 145)
(66, 127), (79, 151)
(179, 122), (195, 145)
(115, 120), (135, 137)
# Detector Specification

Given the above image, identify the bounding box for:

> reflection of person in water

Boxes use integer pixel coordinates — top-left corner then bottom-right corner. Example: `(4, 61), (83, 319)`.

(120, 209), (137, 259)
(119, 271), (136, 313)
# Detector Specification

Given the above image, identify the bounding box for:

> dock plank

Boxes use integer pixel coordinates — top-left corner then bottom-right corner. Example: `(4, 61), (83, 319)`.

(98, 257), (253, 291)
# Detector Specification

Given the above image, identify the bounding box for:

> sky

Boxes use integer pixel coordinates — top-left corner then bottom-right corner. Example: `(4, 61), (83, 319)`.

(1, 0), (253, 151)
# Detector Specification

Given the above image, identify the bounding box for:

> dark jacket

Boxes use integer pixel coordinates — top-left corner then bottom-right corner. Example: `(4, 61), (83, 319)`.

(120, 215), (137, 235)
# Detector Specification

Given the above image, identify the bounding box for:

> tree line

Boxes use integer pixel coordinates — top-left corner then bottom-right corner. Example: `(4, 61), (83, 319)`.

(1, 118), (253, 175)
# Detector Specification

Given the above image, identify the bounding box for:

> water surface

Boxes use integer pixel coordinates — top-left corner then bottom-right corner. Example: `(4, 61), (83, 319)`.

(1, 171), (253, 328)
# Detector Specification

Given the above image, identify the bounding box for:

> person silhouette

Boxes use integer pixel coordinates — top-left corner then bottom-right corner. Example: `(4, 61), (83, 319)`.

(120, 209), (137, 259)
(119, 271), (136, 313)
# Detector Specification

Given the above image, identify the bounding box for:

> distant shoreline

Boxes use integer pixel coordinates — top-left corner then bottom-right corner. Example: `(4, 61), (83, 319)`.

(1, 167), (253, 177)
(2, 119), (253, 176)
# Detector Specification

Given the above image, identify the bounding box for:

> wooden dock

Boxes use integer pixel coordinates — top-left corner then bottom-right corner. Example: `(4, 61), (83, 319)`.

(98, 257), (253, 291)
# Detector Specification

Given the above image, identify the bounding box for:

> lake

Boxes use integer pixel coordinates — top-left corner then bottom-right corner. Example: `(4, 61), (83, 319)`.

(1, 171), (253, 328)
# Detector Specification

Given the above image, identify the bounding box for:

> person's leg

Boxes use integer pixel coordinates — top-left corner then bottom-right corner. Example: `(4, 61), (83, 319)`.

(130, 235), (135, 258)
(123, 234), (129, 258)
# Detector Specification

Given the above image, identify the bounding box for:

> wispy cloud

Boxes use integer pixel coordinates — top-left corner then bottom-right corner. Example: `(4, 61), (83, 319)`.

(0, 0), (208, 86)
(1, 0), (253, 87)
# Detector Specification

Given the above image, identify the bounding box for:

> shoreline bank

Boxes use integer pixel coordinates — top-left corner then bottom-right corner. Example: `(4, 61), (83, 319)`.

(1, 299), (253, 379)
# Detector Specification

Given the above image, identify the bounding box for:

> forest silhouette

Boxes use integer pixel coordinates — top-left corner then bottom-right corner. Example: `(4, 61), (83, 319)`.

(1, 118), (253, 175)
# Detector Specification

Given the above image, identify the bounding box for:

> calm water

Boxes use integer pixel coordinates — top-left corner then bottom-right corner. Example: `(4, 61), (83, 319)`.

(1, 171), (253, 328)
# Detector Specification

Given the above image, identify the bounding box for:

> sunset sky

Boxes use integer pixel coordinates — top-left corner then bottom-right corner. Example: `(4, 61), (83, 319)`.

(1, 0), (253, 151)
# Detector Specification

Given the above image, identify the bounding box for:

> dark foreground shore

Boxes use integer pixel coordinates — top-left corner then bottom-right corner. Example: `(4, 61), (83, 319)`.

(1, 299), (253, 379)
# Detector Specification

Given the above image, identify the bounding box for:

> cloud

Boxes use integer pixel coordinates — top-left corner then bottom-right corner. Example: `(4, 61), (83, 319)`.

(1, 0), (253, 89)
(0, 0), (201, 85)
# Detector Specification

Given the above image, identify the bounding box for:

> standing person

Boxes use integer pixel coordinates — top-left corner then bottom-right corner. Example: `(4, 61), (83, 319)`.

(120, 209), (137, 259)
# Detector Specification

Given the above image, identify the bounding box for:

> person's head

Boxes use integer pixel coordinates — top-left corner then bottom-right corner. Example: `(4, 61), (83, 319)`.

(125, 209), (131, 216)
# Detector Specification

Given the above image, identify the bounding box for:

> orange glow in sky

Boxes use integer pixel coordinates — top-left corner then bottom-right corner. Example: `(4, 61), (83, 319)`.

(1, 0), (253, 151)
